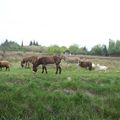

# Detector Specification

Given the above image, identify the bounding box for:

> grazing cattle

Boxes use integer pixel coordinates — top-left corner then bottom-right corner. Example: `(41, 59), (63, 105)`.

(21, 56), (38, 68)
(33, 56), (63, 74)
(0, 61), (11, 71)
(96, 64), (108, 72)
(78, 61), (92, 70)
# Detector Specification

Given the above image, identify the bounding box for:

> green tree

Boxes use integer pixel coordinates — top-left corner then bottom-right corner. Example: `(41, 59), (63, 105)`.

(90, 44), (102, 55)
(48, 45), (61, 54)
(33, 40), (35, 45)
(21, 40), (23, 47)
(102, 44), (108, 56)
(60, 46), (67, 54)
(36, 41), (39, 46)
(47, 45), (67, 55)
(29, 41), (33, 46)
(79, 46), (88, 55)
(69, 44), (80, 54)
(115, 40), (120, 56)
(108, 39), (116, 56)
(0, 39), (21, 51)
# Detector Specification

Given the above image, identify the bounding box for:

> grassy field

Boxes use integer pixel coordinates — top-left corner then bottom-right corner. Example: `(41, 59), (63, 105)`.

(0, 58), (120, 120)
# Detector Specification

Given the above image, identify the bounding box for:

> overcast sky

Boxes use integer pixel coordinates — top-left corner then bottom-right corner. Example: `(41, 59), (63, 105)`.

(0, 0), (120, 49)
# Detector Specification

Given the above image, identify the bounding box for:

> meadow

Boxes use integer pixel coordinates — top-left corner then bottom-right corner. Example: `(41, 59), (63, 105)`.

(0, 54), (120, 120)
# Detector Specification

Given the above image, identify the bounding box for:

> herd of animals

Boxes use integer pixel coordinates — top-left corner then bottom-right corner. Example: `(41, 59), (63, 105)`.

(0, 55), (108, 74)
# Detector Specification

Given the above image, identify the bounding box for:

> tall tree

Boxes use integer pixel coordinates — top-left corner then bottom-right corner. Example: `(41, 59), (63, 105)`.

(108, 39), (116, 56)
(36, 41), (39, 46)
(69, 44), (80, 54)
(90, 44), (102, 55)
(79, 46), (88, 55)
(33, 40), (35, 45)
(21, 40), (23, 47)
(102, 45), (108, 56)
(115, 40), (120, 56)
(29, 41), (33, 46)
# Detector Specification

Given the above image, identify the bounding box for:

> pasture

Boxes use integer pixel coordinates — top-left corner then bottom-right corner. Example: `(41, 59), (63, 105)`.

(0, 54), (120, 120)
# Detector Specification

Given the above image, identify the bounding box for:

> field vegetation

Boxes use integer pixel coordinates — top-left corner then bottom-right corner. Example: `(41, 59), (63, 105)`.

(0, 53), (120, 120)
(0, 39), (120, 56)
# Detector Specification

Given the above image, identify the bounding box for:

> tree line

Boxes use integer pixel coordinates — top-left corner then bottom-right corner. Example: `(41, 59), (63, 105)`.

(0, 39), (120, 56)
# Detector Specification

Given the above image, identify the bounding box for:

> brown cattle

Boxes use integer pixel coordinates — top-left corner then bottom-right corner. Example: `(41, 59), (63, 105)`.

(78, 61), (92, 70)
(33, 56), (63, 74)
(0, 61), (11, 71)
(21, 56), (38, 68)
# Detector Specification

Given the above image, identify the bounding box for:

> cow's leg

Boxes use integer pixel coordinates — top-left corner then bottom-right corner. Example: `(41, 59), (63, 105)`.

(58, 64), (61, 74)
(28, 62), (30, 68)
(42, 65), (44, 73)
(55, 65), (58, 74)
(25, 62), (27, 68)
(89, 66), (92, 71)
(42, 65), (47, 73)
(44, 65), (48, 74)
(6, 67), (7, 71)
(8, 67), (10, 71)
(26, 62), (28, 68)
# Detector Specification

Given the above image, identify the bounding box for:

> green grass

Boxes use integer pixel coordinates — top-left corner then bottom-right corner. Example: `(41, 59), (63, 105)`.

(0, 66), (120, 120)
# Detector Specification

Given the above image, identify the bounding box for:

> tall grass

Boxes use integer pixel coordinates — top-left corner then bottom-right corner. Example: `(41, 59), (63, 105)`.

(0, 64), (120, 120)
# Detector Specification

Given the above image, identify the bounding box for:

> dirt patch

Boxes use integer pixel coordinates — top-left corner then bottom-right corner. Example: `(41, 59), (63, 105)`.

(53, 88), (76, 95)
(7, 79), (28, 85)
(63, 88), (76, 94)
(83, 90), (95, 98)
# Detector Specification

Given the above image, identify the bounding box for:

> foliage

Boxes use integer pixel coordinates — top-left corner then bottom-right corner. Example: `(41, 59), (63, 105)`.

(108, 39), (116, 56)
(21, 41), (23, 47)
(79, 46), (88, 55)
(90, 44), (108, 56)
(29, 40), (39, 46)
(108, 39), (120, 56)
(0, 39), (21, 51)
(102, 44), (109, 56)
(68, 45), (88, 55)
(69, 44), (80, 54)
(0, 39), (120, 56)
(48, 45), (67, 55)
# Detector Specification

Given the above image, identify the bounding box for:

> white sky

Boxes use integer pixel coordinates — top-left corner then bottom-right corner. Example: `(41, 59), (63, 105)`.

(0, 0), (120, 49)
